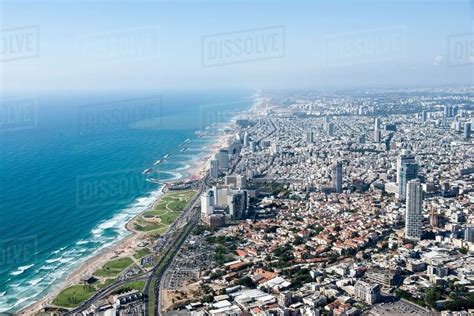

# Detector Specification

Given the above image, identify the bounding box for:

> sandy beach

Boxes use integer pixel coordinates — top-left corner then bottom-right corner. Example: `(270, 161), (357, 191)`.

(19, 232), (141, 315)
(19, 96), (258, 315)
(19, 123), (237, 316)
(187, 133), (232, 178)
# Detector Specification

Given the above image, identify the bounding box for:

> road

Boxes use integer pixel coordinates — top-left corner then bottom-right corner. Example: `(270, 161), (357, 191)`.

(145, 175), (208, 316)
(65, 273), (150, 315)
(67, 175), (208, 316)
(151, 209), (200, 315)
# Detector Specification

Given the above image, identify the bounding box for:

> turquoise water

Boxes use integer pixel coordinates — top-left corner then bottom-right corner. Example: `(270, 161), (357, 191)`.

(0, 91), (251, 312)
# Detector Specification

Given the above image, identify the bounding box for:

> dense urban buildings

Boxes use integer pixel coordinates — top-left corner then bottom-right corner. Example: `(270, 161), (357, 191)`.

(180, 88), (474, 316)
(56, 88), (474, 316)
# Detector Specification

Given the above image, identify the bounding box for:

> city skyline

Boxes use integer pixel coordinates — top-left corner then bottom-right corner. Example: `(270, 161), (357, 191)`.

(1, 1), (474, 315)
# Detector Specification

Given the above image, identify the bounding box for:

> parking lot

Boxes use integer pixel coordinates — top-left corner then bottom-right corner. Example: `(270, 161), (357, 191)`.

(164, 235), (215, 290)
(369, 299), (432, 315)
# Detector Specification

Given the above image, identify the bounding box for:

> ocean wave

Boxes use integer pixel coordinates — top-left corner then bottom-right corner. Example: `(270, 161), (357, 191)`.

(39, 264), (58, 271)
(0, 97), (252, 314)
(3, 131), (219, 311)
(28, 277), (44, 286)
(136, 196), (155, 206)
(0, 293), (38, 313)
(59, 257), (75, 264)
(175, 163), (191, 171)
(51, 246), (67, 254)
(97, 219), (117, 230)
(0, 189), (164, 312)
(9, 264), (34, 276)
(45, 258), (61, 264)
(156, 171), (182, 181)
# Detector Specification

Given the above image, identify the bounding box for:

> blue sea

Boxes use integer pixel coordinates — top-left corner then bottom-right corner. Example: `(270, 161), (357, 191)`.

(0, 90), (252, 312)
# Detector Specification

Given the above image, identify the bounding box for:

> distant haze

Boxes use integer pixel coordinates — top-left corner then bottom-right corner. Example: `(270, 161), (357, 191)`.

(1, 0), (473, 92)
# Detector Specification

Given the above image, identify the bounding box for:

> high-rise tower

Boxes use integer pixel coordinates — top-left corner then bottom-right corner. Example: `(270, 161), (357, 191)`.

(405, 179), (423, 240)
(333, 161), (343, 193)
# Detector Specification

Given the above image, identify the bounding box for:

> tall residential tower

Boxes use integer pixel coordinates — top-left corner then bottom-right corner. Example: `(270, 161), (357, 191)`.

(334, 161), (343, 193)
(405, 179), (423, 240)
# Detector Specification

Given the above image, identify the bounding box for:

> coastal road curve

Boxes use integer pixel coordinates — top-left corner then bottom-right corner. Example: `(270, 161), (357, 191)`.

(68, 176), (207, 316)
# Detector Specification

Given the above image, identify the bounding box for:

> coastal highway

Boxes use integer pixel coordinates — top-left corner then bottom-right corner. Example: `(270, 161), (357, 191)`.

(67, 175), (207, 316)
(145, 176), (207, 316)
(65, 273), (151, 315)
(148, 209), (200, 316)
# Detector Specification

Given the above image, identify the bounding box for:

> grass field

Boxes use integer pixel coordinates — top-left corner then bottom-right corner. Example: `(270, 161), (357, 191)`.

(134, 218), (168, 232)
(148, 279), (156, 314)
(52, 285), (97, 308)
(96, 278), (115, 289)
(52, 190), (195, 309)
(53, 256), (133, 307)
(93, 257), (133, 278)
(133, 248), (151, 259)
(134, 190), (196, 233)
(112, 280), (146, 294)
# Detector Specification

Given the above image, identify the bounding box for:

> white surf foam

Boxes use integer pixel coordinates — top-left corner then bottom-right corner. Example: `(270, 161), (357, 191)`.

(175, 163), (191, 171)
(0, 125), (231, 312)
(51, 246), (67, 254)
(9, 264), (34, 276)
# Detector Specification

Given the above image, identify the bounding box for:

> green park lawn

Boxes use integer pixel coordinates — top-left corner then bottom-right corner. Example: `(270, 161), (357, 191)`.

(93, 257), (133, 278)
(112, 280), (146, 294)
(52, 284), (97, 308)
(134, 190), (196, 233)
(133, 248), (151, 259)
(96, 278), (115, 289)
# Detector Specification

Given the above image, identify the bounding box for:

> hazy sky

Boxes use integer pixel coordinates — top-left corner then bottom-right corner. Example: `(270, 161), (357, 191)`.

(1, 0), (473, 92)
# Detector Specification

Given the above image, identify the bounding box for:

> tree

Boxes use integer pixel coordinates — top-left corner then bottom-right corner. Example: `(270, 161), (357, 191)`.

(237, 276), (254, 288)
(425, 287), (443, 308)
(293, 236), (304, 246)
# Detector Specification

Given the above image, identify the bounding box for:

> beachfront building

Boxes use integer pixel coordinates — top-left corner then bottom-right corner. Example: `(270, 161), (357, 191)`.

(217, 149), (230, 172)
(210, 159), (219, 178)
(201, 190), (215, 218)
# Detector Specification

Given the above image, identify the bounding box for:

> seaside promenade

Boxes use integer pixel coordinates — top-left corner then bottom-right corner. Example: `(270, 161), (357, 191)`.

(62, 170), (208, 315)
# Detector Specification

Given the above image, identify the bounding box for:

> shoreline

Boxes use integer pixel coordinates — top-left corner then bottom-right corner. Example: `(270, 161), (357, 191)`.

(18, 113), (243, 315)
(18, 185), (167, 315)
